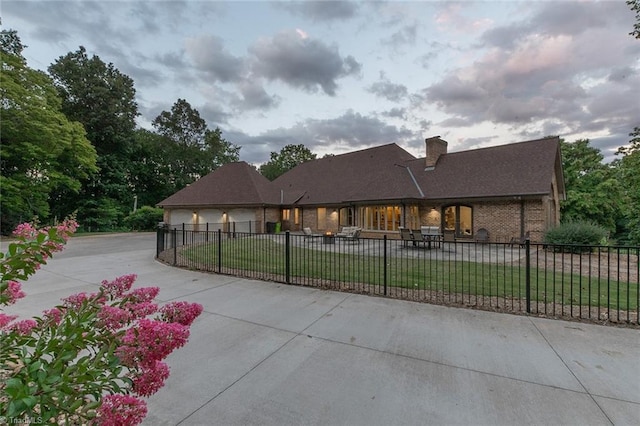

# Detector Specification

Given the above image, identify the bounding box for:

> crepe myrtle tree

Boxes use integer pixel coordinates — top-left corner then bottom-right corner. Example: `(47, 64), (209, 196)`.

(0, 218), (203, 424)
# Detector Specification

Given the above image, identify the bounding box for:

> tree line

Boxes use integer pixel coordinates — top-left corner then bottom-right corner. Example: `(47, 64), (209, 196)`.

(560, 133), (639, 245)
(1, 30), (243, 233)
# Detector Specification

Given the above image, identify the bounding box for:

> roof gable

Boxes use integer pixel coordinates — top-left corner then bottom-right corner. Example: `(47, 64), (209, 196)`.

(157, 162), (277, 207)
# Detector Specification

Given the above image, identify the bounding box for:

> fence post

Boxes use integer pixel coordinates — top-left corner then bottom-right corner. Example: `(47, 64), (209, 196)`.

(525, 237), (531, 313)
(285, 231), (291, 285)
(206, 222), (209, 242)
(383, 235), (388, 296)
(156, 225), (164, 257)
(217, 229), (222, 273)
(182, 223), (185, 246)
(172, 229), (177, 266)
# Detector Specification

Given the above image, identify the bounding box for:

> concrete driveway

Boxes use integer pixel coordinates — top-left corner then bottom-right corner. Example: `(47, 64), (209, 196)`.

(3, 233), (639, 425)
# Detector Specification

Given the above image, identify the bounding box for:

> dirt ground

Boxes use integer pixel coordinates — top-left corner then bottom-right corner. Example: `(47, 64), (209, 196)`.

(526, 248), (639, 283)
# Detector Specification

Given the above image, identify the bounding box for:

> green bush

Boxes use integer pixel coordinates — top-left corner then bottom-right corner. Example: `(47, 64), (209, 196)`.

(77, 198), (126, 232)
(123, 206), (164, 231)
(543, 221), (608, 252)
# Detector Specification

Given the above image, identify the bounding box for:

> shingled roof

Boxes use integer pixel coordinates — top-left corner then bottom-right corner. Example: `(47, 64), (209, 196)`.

(273, 143), (421, 205)
(410, 136), (564, 200)
(158, 136), (564, 208)
(157, 161), (278, 207)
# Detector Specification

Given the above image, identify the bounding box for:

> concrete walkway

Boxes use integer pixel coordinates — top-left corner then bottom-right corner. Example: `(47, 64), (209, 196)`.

(3, 233), (639, 425)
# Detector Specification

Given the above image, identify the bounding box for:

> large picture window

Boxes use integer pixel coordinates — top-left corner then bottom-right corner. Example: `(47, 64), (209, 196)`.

(360, 205), (402, 231)
(443, 205), (473, 237)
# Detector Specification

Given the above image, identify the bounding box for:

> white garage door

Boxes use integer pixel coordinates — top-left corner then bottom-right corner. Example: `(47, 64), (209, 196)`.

(198, 209), (224, 230)
(169, 209), (193, 229)
(228, 209), (256, 232)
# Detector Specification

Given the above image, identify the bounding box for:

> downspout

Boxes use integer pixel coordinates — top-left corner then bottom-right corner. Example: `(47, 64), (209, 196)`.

(520, 199), (525, 237)
(263, 207), (266, 233)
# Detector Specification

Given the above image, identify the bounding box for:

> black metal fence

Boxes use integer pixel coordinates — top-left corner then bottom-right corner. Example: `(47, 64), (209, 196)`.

(164, 221), (261, 233)
(156, 228), (639, 326)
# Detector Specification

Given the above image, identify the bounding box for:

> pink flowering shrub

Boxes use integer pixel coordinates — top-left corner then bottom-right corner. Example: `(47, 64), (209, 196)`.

(95, 394), (148, 425)
(0, 220), (203, 424)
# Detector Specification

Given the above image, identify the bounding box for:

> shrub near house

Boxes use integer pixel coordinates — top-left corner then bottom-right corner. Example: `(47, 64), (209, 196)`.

(544, 221), (609, 252)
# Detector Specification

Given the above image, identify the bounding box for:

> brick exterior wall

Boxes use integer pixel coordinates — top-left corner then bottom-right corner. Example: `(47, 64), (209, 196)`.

(452, 200), (547, 243)
(414, 199), (549, 243)
(302, 207), (319, 232)
(211, 199), (553, 241)
(473, 201), (522, 243)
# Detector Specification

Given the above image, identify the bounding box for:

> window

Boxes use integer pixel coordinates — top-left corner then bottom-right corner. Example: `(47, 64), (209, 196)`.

(443, 205), (473, 237)
(407, 205), (420, 229)
(294, 208), (300, 225)
(282, 209), (291, 221)
(317, 207), (327, 230)
(360, 205), (401, 231)
(339, 207), (354, 226)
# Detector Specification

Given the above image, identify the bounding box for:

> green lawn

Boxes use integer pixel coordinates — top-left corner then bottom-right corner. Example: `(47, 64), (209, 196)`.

(181, 238), (638, 311)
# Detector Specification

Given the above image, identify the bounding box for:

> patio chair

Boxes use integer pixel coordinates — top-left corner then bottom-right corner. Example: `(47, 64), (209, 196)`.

(342, 228), (361, 244)
(442, 231), (457, 252)
(336, 226), (358, 238)
(412, 229), (429, 248)
(303, 227), (322, 242)
(475, 228), (489, 244)
(509, 231), (530, 247)
(399, 227), (414, 247)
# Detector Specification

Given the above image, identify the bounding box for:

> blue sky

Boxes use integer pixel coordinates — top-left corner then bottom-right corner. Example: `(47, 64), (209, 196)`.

(3, 0), (639, 164)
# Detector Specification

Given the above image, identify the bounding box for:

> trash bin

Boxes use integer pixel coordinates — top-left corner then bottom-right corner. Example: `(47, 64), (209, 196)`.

(275, 222), (281, 233)
(266, 222), (276, 233)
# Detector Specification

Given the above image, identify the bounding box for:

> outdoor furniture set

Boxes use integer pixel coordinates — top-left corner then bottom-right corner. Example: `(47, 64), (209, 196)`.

(399, 226), (443, 249)
(304, 227), (361, 244)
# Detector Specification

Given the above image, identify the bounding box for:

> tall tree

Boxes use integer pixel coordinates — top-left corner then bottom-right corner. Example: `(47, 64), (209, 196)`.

(150, 99), (240, 192)
(614, 127), (640, 244)
(560, 139), (624, 235)
(128, 129), (177, 207)
(204, 127), (241, 171)
(259, 144), (317, 180)
(152, 98), (207, 148)
(0, 30), (97, 233)
(48, 47), (139, 230)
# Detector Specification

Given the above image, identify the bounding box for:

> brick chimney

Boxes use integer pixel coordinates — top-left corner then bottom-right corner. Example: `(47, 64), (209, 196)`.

(425, 136), (448, 170)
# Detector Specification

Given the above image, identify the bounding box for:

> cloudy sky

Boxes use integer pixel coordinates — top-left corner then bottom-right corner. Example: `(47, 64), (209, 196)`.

(4, 0), (639, 164)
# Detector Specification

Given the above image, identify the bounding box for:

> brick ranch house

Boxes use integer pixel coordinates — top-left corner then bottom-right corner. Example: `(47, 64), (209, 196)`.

(157, 136), (565, 242)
